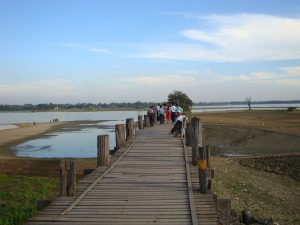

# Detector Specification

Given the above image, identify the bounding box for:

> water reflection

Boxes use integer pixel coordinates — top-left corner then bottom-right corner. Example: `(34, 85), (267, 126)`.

(0, 124), (18, 130)
(13, 122), (118, 158)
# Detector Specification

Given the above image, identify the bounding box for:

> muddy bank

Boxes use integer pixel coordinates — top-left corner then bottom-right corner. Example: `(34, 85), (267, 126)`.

(239, 155), (300, 182)
(0, 157), (96, 177)
(203, 124), (300, 156)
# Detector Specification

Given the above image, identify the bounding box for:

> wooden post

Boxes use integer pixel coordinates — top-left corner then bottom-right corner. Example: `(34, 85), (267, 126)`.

(144, 115), (150, 127)
(97, 135), (110, 167)
(60, 160), (76, 196)
(115, 124), (125, 149)
(206, 145), (211, 177)
(126, 118), (134, 140)
(198, 146), (207, 193)
(191, 117), (203, 165)
(138, 115), (143, 129)
(133, 122), (138, 135)
(185, 122), (191, 146)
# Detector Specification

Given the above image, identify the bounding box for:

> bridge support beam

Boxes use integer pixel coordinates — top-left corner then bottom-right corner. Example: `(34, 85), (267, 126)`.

(97, 135), (110, 167)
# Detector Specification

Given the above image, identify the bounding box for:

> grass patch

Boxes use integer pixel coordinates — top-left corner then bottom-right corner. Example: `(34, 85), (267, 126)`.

(0, 174), (58, 225)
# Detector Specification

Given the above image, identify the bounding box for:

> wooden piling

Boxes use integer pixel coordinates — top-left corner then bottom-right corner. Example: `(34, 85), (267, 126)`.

(133, 122), (139, 135)
(97, 135), (110, 167)
(206, 145), (211, 177)
(191, 117), (203, 165)
(144, 115), (150, 127)
(185, 122), (191, 146)
(60, 160), (76, 196)
(138, 115), (143, 129)
(126, 118), (134, 140)
(115, 124), (126, 149)
(198, 146), (207, 193)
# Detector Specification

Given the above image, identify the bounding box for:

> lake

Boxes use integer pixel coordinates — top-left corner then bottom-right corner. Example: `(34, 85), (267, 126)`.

(13, 121), (120, 158)
(1, 111), (144, 158)
(1, 103), (299, 158)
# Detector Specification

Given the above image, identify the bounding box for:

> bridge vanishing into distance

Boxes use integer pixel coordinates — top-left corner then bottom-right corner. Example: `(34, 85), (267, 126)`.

(26, 119), (220, 225)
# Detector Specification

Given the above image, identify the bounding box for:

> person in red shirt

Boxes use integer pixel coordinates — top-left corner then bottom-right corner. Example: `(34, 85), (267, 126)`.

(165, 105), (171, 124)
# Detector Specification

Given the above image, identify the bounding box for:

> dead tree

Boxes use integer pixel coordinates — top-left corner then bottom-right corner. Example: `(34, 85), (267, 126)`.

(245, 97), (252, 110)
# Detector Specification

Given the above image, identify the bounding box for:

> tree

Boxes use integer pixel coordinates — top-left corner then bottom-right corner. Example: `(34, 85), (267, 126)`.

(245, 97), (252, 110)
(167, 90), (193, 115)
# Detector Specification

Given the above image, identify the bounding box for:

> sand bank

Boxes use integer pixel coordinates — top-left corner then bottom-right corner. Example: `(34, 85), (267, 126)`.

(0, 122), (65, 157)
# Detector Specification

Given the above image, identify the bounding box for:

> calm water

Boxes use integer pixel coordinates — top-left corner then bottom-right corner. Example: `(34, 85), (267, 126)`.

(0, 111), (144, 125)
(13, 122), (117, 158)
(1, 104), (299, 158)
(1, 111), (144, 158)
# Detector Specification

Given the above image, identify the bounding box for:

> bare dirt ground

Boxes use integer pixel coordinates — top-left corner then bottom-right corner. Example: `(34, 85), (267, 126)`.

(0, 157), (96, 177)
(194, 110), (300, 225)
(239, 155), (300, 182)
(212, 157), (299, 225)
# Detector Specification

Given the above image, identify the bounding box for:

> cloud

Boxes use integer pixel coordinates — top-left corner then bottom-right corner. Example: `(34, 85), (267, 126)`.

(281, 66), (300, 76)
(122, 74), (196, 87)
(214, 66), (300, 87)
(0, 79), (76, 103)
(50, 43), (110, 54)
(144, 14), (300, 62)
(1, 66), (299, 104)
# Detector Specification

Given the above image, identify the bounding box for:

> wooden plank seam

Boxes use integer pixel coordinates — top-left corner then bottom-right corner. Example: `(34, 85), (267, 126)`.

(60, 138), (138, 215)
(182, 139), (199, 225)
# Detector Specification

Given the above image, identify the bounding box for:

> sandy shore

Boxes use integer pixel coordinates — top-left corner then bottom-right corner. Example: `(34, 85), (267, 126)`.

(0, 122), (65, 157)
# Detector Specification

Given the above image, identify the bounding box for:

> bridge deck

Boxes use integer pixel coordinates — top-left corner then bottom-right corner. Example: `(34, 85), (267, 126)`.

(27, 124), (218, 225)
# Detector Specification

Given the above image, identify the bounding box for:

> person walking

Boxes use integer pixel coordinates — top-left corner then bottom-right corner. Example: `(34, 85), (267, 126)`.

(170, 103), (177, 124)
(147, 106), (155, 126)
(165, 105), (171, 124)
(159, 105), (165, 124)
(156, 104), (160, 122)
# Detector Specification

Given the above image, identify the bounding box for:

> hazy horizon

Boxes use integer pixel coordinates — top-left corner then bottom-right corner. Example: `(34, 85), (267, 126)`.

(1, 0), (300, 104)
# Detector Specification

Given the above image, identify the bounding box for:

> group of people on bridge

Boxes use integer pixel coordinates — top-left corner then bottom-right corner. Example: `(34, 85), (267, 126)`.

(147, 103), (186, 137)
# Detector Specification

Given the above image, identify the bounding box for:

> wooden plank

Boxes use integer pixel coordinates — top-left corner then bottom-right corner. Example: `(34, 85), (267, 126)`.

(183, 139), (198, 225)
(60, 139), (138, 215)
(27, 124), (220, 225)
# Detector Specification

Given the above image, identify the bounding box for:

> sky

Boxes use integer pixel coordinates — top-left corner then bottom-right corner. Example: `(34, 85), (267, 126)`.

(0, 0), (300, 104)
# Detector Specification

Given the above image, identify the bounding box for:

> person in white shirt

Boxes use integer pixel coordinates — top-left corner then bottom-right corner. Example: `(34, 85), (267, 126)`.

(170, 103), (177, 124)
(156, 104), (160, 122)
(159, 105), (165, 124)
(169, 113), (185, 135)
(176, 105), (183, 115)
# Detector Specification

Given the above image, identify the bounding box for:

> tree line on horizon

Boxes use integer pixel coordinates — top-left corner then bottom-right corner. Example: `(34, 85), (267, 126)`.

(194, 100), (300, 106)
(0, 100), (299, 111)
(0, 102), (156, 111)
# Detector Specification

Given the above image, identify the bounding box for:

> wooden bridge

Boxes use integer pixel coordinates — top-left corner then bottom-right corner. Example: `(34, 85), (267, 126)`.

(26, 122), (220, 225)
